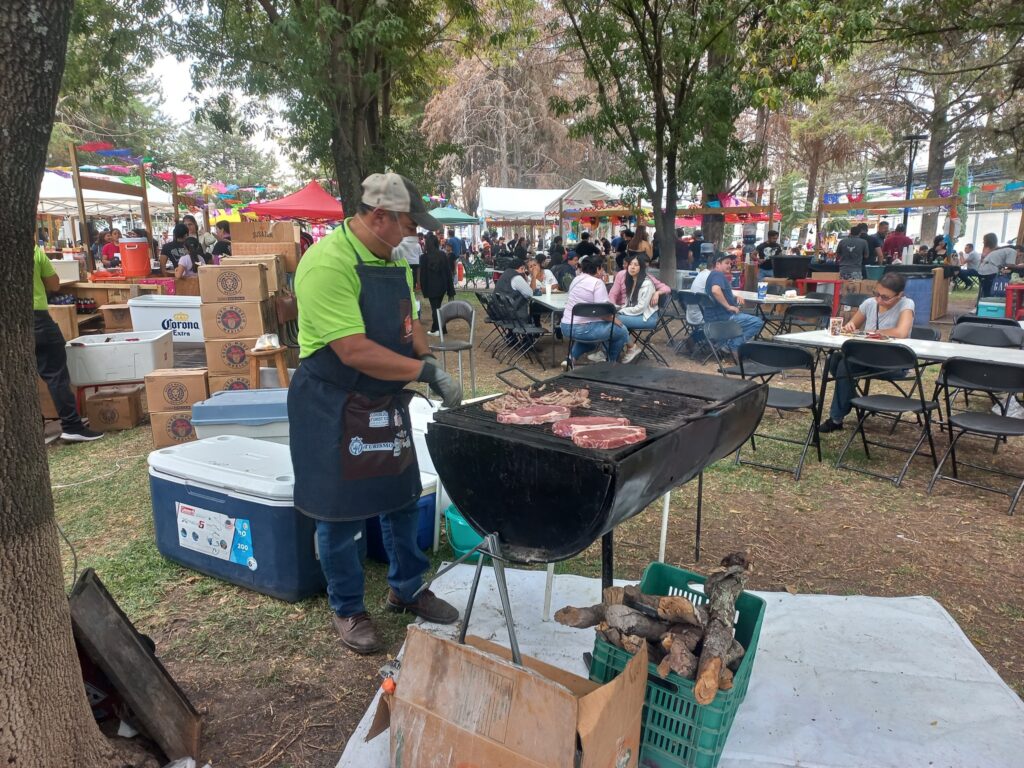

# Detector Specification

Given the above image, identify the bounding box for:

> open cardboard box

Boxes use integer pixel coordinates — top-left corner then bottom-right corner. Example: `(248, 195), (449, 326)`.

(367, 625), (647, 768)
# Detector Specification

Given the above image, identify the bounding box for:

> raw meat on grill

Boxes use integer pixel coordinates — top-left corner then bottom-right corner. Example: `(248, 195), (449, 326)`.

(572, 425), (647, 449)
(552, 416), (631, 438)
(483, 387), (591, 414)
(496, 405), (572, 425)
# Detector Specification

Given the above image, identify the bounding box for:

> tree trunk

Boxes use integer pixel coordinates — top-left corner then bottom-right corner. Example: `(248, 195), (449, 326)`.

(797, 152), (822, 246)
(330, 118), (364, 216)
(920, 95), (950, 244)
(0, 3), (120, 765)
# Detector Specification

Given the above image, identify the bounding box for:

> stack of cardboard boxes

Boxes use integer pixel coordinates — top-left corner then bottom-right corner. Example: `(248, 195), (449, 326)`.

(145, 368), (209, 447)
(199, 262), (277, 392)
(229, 221), (302, 275)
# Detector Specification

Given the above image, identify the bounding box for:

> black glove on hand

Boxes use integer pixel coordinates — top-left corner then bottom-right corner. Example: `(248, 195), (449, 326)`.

(417, 361), (463, 408)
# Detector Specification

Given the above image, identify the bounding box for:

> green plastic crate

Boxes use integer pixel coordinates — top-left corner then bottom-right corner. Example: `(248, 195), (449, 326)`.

(589, 562), (766, 768)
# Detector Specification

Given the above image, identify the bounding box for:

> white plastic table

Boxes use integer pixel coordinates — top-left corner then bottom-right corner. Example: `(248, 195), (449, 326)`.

(775, 329), (1024, 365)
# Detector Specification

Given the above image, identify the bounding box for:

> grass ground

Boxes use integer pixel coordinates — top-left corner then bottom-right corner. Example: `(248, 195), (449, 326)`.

(50, 283), (1023, 766)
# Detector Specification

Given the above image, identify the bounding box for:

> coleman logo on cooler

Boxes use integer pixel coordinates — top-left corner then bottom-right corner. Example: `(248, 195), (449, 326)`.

(217, 271), (241, 295)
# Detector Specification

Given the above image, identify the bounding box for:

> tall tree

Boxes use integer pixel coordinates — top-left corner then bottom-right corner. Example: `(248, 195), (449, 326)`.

(169, 107), (281, 187)
(179, 0), (476, 212)
(0, 1), (126, 765)
(553, 0), (879, 287)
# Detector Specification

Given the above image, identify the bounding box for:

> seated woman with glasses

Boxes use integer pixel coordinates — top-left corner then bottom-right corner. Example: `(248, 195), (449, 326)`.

(819, 272), (915, 433)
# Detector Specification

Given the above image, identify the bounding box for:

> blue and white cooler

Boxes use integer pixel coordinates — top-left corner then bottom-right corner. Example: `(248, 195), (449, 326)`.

(147, 434), (324, 601)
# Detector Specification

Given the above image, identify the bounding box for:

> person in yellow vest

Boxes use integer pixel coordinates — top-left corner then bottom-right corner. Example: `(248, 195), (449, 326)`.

(33, 246), (102, 441)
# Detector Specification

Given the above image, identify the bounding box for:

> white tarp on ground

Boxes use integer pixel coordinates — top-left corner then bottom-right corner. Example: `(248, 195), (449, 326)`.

(338, 565), (1024, 768)
(477, 186), (565, 222)
(37, 171), (176, 217)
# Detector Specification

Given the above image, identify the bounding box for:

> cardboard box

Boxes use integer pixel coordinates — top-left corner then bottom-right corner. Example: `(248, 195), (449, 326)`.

(99, 303), (133, 332)
(145, 368), (209, 412)
(368, 626), (646, 768)
(84, 384), (144, 432)
(232, 220), (300, 245)
(38, 377), (58, 420)
(198, 263), (269, 303)
(220, 253), (286, 294)
(204, 337), (259, 375)
(200, 300), (277, 339)
(48, 303), (78, 341)
(208, 374), (254, 392)
(150, 410), (197, 448)
(231, 241), (301, 273)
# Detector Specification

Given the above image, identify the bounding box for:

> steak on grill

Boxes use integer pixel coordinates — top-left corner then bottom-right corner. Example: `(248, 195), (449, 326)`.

(572, 425), (647, 449)
(552, 416), (630, 438)
(496, 404), (572, 425)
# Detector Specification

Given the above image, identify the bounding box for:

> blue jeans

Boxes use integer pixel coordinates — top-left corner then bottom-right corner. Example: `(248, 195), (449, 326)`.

(618, 313), (659, 333)
(720, 311), (764, 349)
(561, 320), (629, 361)
(315, 503), (429, 616)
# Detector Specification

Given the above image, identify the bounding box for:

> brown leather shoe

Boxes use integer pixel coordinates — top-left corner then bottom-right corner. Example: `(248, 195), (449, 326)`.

(386, 589), (460, 625)
(331, 612), (383, 654)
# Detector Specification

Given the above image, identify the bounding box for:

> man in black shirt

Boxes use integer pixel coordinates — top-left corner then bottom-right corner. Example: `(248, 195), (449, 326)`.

(548, 235), (566, 265)
(160, 223), (189, 274)
(551, 251), (579, 291)
(836, 225), (869, 279)
(858, 223), (882, 266)
(755, 229), (784, 277)
(211, 220), (231, 259)
(574, 231), (600, 259)
(689, 229), (705, 267)
(675, 228), (691, 270)
(614, 229), (633, 270)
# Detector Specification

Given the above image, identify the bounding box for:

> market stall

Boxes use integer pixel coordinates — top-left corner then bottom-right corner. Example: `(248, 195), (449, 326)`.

(245, 180), (345, 221)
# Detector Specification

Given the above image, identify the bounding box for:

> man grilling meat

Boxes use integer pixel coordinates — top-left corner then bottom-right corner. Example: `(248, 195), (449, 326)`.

(288, 173), (462, 654)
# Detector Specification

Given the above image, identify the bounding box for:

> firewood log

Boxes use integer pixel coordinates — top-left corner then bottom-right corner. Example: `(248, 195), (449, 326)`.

(621, 633), (646, 655)
(656, 634), (699, 679)
(554, 603), (605, 629)
(718, 668), (734, 691)
(623, 585), (704, 627)
(604, 604), (672, 641)
(724, 639), (745, 671)
(663, 624), (703, 653)
(694, 552), (751, 706)
(602, 586), (625, 605)
(596, 623), (623, 649)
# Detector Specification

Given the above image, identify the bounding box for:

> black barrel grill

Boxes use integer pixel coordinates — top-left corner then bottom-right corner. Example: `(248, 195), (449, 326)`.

(425, 365), (768, 570)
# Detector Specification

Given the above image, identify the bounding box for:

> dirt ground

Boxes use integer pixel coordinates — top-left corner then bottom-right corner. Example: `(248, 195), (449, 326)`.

(51, 285), (1023, 767)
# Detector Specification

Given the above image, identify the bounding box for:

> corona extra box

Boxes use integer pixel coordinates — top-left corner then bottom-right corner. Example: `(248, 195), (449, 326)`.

(200, 300), (277, 339)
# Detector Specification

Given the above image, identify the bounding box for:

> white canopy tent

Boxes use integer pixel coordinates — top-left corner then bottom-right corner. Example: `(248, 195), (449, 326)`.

(477, 186), (565, 222)
(37, 171), (175, 217)
(546, 178), (634, 214)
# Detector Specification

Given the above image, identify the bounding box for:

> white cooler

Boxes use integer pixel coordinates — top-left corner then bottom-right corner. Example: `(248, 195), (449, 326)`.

(66, 330), (173, 386)
(127, 295), (204, 342)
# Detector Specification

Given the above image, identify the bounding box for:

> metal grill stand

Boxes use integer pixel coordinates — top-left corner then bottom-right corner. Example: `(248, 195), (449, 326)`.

(414, 532), (523, 666)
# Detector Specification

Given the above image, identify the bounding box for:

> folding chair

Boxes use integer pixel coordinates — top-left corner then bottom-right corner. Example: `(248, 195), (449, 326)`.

(840, 292), (872, 311)
(860, 325), (941, 434)
(734, 341), (820, 480)
(659, 290), (689, 348)
(678, 291), (717, 361)
(705, 320), (781, 379)
(430, 300), (477, 396)
(933, 322), (1024, 425)
(563, 302), (616, 370)
(756, 285), (788, 338)
(496, 294), (548, 369)
(780, 303), (832, 335)
(480, 293), (517, 359)
(626, 293), (671, 366)
(927, 358), (1024, 515)
(953, 314), (1021, 329)
(833, 340), (938, 487)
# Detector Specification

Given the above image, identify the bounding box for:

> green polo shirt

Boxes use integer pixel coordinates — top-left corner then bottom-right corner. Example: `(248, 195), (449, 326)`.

(294, 219), (415, 358)
(33, 245), (56, 311)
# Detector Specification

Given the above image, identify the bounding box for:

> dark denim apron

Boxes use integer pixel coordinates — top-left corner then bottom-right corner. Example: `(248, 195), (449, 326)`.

(288, 229), (422, 521)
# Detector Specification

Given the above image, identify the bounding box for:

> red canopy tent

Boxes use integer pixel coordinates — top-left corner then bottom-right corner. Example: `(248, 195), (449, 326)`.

(245, 180), (345, 222)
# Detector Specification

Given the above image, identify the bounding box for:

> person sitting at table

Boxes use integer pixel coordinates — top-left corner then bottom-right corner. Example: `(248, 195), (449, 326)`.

(100, 228), (122, 267)
(818, 272), (915, 434)
(552, 251), (579, 291)
(926, 235), (949, 265)
(977, 232), (1021, 298)
(174, 237), (208, 279)
(495, 257), (533, 320)
(957, 243), (980, 290)
(560, 255), (629, 366)
(703, 253), (763, 360)
(527, 256), (560, 294)
(610, 253), (672, 363)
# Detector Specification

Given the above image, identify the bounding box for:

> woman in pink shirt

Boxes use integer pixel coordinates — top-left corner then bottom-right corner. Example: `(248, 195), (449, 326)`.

(560, 255), (629, 366)
(609, 253), (671, 362)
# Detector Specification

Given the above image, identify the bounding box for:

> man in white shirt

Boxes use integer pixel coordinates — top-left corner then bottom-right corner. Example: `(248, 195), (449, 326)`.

(680, 268), (712, 355)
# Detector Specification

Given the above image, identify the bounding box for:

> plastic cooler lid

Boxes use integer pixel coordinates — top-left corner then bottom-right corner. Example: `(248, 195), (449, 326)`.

(148, 435), (294, 500)
(190, 388), (289, 427)
(127, 294), (201, 308)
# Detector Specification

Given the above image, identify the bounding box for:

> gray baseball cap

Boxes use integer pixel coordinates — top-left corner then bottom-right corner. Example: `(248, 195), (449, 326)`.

(361, 173), (441, 232)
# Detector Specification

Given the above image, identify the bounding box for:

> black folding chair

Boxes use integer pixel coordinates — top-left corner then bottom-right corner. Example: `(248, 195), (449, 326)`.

(840, 292), (872, 311)
(678, 291), (717, 361)
(756, 285), (788, 338)
(705, 320), (781, 378)
(659, 290), (689, 348)
(932, 323), (1024, 425)
(860, 325), (942, 435)
(735, 342), (821, 480)
(953, 314), (1021, 329)
(780, 303), (832, 335)
(928, 358), (1024, 515)
(834, 340), (938, 487)
(563, 302), (616, 370)
(627, 293), (671, 366)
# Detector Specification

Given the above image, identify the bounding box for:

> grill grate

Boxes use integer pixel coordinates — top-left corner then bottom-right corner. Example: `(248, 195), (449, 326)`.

(437, 376), (710, 452)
